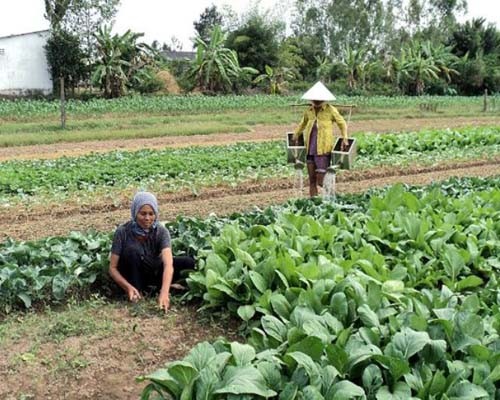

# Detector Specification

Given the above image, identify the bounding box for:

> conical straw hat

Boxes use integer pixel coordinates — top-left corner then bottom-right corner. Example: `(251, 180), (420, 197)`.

(301, 81), (336, 101)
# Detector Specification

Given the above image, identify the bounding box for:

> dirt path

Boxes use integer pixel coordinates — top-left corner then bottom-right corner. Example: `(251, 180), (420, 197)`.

(4, 159), (499, 242)
(1, 116), (499, 161)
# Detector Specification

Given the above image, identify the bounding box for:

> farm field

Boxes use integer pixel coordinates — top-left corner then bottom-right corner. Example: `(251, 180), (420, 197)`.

(0, 95), (499, 399)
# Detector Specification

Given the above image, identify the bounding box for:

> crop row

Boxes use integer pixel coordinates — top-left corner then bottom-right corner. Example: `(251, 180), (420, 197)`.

(140, 180), (500, 399)
(0, 95), (488, 118)
(1, 176), (498, 311)
(1, 126), (499, 197)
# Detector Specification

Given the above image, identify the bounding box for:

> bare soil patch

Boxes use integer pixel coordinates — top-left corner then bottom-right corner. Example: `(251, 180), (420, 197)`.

(0, 301), (239, 400)
(1, 116), (498, 161)
(3, 158), (499, 242)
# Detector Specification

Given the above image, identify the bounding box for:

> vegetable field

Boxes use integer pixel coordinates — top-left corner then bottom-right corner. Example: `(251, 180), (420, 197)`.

(0, 95), (499, 399)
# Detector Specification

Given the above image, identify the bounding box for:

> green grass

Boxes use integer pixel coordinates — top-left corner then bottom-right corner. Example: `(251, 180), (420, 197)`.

(0, 295), (114, 346)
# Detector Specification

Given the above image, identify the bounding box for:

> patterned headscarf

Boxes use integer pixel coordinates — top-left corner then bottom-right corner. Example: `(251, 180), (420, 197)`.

(130, 191), (159, 236)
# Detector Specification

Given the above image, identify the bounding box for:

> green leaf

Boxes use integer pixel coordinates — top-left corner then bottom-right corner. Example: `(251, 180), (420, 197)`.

(237, 305), (256, 322)
(257, 361), (282, 391)
(168, 361), (198, 387)
(279, 382), (298, 400)
(235, 248), (257, 269)
(249, 271), (268, 293)
(270, 293), (292, 320)
(142, 368), (182, 398)
(17, 293), (32, 308)
(206, 253), (228, 275)
(428, 370), (447, 397)
(357, 304), (380, 328)
(446, 381), (489, 398)
(442, 244), (465, 282)
(52, 274), (71, 299)
(185, 342), (217, 371)
(375, 382), (411, 400)
(261, 315), (287, 343)
(285, 352), (321, 387)
(275, 270), (290, 289)
(230, 342), (256, 366)
(382, 280), (405, 293)
(347, 343), (382, 372)
(486, 364), (500, 382)
(455, 276), (483, 291)
(362, 364), (383, 393)
(329, 380), (366, 399)
(215, 365), (276, 398)
(421, 339), (447, 363)
(287, 336), (325, 363)
(372, 355), (410, 382)
(330, 292), (348, 322)
(302, 385), (325, 400)
(385, 327), (430, 360)
(467, 345), (491, 361)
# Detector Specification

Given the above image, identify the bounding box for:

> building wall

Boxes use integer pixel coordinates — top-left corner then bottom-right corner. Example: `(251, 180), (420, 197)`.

(0, 30), (52, 96)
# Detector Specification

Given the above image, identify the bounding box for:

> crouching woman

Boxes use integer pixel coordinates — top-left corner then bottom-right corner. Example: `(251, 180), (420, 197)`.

(109, 191), (194, 312)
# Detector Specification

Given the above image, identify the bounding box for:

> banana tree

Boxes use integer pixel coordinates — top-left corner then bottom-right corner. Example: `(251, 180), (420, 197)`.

(92, 26), (156, 97)
(253, 65), (295, 94)
(189, 25), (257, 93)
(341, 44), (369, 90)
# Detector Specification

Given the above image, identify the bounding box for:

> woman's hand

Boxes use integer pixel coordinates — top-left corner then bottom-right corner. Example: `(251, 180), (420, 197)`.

(127, 286), (142, 303)
(158, 290), (170, 313)
(341, 139), (349, 151)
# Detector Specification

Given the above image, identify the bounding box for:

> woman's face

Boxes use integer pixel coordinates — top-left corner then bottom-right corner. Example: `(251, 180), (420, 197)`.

(312, 100), (324, 108)
(136, 204), (156, 230)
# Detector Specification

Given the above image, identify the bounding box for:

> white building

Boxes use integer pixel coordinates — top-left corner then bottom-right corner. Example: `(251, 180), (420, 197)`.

(0, 30), (52, 96)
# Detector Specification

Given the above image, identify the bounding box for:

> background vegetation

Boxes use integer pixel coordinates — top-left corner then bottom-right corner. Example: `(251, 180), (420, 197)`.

(41, 0), (499, 99)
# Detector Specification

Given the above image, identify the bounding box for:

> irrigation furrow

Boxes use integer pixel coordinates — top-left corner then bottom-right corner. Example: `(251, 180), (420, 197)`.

(3, 160), (499, 242)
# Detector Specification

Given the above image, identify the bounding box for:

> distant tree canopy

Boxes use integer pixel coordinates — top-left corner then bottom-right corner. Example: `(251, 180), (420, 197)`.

(44, 0), (121, 58)
(226, 14), (280, 73)
(43, 0), (500, 97)
(44, 30), (87, 94)
(193, 5), (223, 46)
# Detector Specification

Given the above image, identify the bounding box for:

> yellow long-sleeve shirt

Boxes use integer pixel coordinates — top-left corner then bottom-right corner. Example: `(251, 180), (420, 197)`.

(294, 103), (347, 155)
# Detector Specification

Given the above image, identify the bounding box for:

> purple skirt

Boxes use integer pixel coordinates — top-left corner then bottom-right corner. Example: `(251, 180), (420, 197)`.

(307, 121), (331, 173)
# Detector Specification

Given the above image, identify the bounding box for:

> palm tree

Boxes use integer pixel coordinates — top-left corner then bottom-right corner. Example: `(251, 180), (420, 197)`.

(188, 25), (256, 93)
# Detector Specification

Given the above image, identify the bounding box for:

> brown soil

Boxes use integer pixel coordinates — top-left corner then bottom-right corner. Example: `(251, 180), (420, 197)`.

(3, 157), (499, 242)
(0, 302), (239, 400)
(1, 116), (499, 399)
(1, 116), (499, 161)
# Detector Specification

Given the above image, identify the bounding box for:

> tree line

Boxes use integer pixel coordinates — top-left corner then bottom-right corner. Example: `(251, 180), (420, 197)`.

(43, 0), (500, 98)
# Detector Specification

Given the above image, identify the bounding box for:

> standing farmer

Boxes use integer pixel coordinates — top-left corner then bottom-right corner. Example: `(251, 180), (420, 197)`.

(293, 81), (348, 197)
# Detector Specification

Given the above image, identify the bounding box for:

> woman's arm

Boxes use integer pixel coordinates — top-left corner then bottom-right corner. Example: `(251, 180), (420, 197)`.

(108, 253), (141, 302)
(331, 107), (347, 140)
(293, 112), (309, 142)
(158, 247), (174, 312)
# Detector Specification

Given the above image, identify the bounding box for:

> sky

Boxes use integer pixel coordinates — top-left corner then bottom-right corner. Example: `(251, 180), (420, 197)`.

(0, 0), (499, 50)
